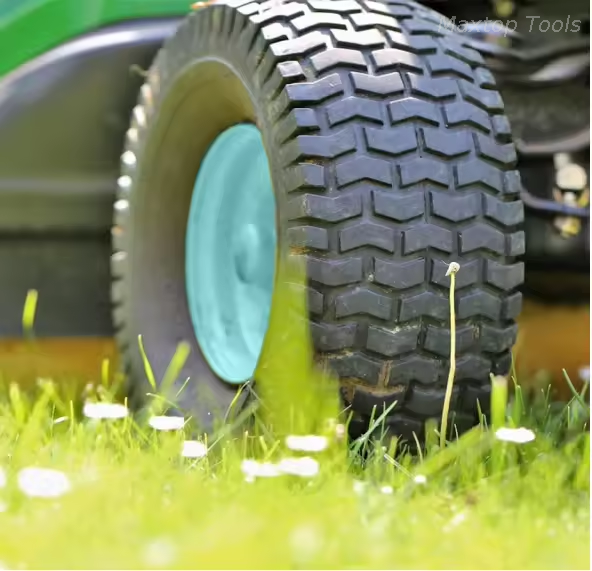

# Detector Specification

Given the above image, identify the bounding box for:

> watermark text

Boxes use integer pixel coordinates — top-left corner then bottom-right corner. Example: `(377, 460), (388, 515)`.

(439, 16), (582, 36)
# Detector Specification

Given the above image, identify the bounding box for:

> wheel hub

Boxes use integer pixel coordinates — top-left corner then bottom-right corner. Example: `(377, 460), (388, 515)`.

(185, 124), (276, 384)
(235, 223), (262, 284)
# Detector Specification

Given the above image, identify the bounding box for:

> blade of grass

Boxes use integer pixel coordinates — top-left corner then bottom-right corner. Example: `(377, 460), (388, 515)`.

(101, 358), (110, 388)
(138, 334), (157, 392)
(511, 381), (524, 428)
(415, 425), (492, 480)
(350, 399), (399, 457)
(147, 341), (192, 416)
(22, 289), (38, 339)
(490, 374), (509, 474)
(563, 369), (590, 410)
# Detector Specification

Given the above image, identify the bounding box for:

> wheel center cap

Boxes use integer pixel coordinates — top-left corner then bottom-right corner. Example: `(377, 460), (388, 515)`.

(235, 223), (261, 283)
(185, 124), (276, 384)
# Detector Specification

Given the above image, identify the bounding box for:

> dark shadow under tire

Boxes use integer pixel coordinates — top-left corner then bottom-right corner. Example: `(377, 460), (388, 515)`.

(111, 0), (525, 439)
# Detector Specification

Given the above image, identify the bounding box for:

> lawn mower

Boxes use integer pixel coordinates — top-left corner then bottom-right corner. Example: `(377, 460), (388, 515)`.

(0, 0), (589, 440)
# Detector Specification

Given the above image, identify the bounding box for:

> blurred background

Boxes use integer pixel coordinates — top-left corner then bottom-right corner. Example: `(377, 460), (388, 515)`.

(0, 0), (589, 400)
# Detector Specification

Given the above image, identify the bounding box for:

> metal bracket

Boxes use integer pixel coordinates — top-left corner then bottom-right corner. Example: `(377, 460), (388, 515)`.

(550, 154), (590, 237)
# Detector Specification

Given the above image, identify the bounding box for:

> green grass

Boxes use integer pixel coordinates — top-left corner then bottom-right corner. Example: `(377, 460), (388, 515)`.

(1, 271), (589, 569)
(0, 370), (587, 570)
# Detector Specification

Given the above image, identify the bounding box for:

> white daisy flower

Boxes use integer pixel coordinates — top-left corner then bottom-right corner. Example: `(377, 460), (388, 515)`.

(17, 467), (71, 498)
(290, 525), (323, 564)
(445, 261), (460, 276)
(444, 511), (467, 533)
(380, 485), (393, 495)
(83, 402), (128, 420)
(352, 480), (366, 495)
(579, 367), (590, 382)
(495, 427), (536, 444)
(278, 457), (319, 478)
(148, 415), (185, 431)
(181, 440), (207, 459)
(240, 460), (281, 479)
(286, 435), (328, 453)
(413, 474), (427, 485)
(143, 538), (177, 568)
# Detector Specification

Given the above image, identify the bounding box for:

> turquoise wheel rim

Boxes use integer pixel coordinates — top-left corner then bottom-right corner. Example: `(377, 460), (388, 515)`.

(185, 124), (277, 384)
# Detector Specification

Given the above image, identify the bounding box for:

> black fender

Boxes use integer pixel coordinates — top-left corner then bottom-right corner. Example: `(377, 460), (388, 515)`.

(0, 19), (180, 337)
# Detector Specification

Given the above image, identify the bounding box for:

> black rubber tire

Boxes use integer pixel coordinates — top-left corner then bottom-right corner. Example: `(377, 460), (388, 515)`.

(111, 0), (525, 439)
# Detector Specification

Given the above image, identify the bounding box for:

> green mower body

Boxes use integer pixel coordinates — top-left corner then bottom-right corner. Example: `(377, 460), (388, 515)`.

(0, 0), (189, 337)
(0, 0), (189, 76)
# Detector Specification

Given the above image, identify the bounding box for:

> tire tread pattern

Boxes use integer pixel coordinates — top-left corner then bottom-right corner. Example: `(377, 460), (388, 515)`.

(112, 0), (524, 439)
